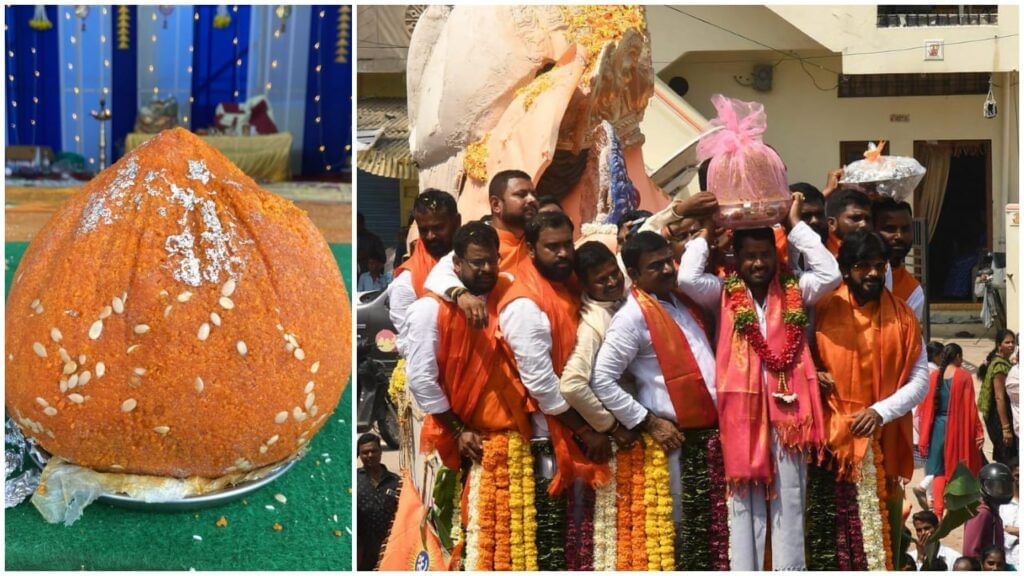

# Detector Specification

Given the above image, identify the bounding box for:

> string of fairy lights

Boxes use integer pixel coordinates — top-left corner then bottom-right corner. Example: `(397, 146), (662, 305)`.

(7, 6), (347, 174)
(64, 6), (113, 165)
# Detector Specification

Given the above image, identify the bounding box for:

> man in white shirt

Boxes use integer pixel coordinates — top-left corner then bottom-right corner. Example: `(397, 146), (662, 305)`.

(387, 189), (460, 355)
(591, 230), (727, 570)
(677, 191), (841, 570)
(495, 211), (611, 467)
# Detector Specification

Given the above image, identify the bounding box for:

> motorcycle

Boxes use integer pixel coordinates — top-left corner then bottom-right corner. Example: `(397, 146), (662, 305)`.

(356, 289), (401, 449)
(974, 252), (1007, 331)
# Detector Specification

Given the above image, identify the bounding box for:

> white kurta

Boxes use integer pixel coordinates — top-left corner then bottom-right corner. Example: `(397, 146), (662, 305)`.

(591, 291), (717, 522)
(677, 221), (841, 571)
(387, 270), (416, 357)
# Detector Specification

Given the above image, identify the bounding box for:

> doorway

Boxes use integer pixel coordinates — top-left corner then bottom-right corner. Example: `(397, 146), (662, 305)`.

(913, 140), (992, 303)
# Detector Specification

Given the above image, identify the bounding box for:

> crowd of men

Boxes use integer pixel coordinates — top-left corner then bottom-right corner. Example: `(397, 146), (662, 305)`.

(367, 166), (1016, 571)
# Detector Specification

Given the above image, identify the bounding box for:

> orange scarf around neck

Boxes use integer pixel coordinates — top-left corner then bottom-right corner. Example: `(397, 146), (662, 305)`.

(632, 287), (717, 429)
(814, 283), (922, 481)
(890, 265), (921, 303)
(394, 243), (440, 297)
(499, 261), (610, 495)
(419, 278), (534, 470)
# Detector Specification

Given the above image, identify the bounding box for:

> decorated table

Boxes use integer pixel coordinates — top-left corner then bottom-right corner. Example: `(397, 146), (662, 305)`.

(4, 185), (352, 570)
(125, 132), (293, 183)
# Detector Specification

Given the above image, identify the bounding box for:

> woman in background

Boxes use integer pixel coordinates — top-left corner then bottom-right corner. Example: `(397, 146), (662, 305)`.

(919, 343), (984, 518)
(978, 330), (1017, 464)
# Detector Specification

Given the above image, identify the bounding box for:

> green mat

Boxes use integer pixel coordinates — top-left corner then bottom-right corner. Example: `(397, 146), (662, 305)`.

(4, 242), (353, 571)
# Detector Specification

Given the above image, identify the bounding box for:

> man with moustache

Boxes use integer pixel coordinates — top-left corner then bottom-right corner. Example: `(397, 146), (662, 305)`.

(388, 189), (461, 352)
(559, 241), (638, 449)
(424, 169), (540, 328)
(873, 198), (925, 323)
(677, 191), (840, 570)
(591, 231), (728, 570)
(824, 188), (873, 257)
(403, 222), (539, 568)
(811, 230), (929, 569)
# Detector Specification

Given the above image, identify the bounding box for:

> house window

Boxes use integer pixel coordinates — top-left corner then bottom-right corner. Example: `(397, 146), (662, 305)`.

(838, 73), (990, 98)
(877, 6), (998, 27)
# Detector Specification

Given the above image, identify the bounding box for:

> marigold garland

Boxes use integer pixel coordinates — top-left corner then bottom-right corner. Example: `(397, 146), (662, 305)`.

(477, 436), (499, 570)
(521, 438), (538, 571)
(508, 432), (526, 571)
(492, 434), (512, 570)
(629, 443), (648, 569)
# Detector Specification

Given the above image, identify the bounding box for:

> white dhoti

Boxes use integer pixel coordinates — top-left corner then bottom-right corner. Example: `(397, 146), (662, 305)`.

(728, 432), (808, 571)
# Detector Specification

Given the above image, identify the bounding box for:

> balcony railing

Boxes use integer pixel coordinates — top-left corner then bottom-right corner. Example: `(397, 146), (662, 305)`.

(877, 8), (998, 28)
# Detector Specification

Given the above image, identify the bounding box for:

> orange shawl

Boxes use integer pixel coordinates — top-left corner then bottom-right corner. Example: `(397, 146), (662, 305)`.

(499, 262), (610, 495)
(890, 266), (921, 303)
(393, 242), (439, 298)
(774, 227), (790, 269)
(497, 227), (535, 282)
(918, 367), (984, 478)
(826, 231), (842, 258)
(815, 284), (922, 481)
(419, 278), (534, 470)
(632, 287), (718, 429)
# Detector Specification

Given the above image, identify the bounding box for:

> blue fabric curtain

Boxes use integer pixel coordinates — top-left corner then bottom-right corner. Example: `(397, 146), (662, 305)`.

(5, 6), (62, 149)
(190, 5), (251, 130)
(110, 5), (137, 161)
(302, 6), (351, 176)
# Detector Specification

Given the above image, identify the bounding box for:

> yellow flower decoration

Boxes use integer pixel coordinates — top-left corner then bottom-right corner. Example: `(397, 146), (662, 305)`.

(463, 135), (489, 183)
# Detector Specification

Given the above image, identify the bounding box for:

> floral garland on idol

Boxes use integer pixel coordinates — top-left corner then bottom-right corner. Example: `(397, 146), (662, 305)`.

(643, 435), (675, 571)
(462, 431), (537, 571)
(724, 271), (807, 403)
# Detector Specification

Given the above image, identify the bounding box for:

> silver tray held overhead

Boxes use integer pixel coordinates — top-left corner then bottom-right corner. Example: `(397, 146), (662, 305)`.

(28, 445), (300, 512)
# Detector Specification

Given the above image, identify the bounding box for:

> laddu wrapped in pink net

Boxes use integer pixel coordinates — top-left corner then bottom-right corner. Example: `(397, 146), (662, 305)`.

(697, 94), (791, 229)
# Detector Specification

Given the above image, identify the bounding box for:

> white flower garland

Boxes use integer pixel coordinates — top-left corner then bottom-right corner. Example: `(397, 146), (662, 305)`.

(463, 463), (483, 571)
(856, 441), (888, 571)
(593, 452), (618, 570)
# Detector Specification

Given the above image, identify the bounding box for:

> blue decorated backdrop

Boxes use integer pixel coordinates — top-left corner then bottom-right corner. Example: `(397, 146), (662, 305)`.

(4, 4), (352, 177)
